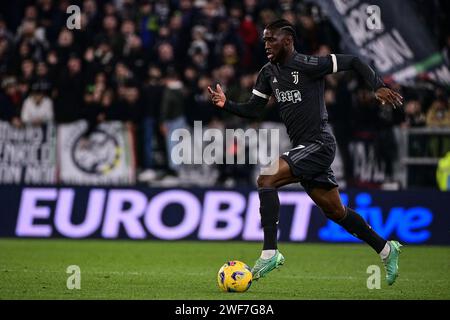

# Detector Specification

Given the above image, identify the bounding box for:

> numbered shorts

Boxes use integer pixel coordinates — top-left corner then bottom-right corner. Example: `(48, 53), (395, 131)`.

(280, 139), (338, 193)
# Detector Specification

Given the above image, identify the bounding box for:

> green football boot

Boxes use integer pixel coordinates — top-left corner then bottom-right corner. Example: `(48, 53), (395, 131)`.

(251, 251), (285, 280)
(383, 240), (403, 285)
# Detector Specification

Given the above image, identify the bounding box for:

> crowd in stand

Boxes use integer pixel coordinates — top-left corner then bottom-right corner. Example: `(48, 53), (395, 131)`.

(0, 0), (449, 186)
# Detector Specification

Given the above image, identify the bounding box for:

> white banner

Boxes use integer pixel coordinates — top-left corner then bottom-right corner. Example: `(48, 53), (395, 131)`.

(0, 121), (56, 184)
(58, 120), (135, 185)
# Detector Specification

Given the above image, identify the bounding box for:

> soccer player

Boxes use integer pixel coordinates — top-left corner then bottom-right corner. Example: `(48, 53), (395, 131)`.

(208, 19), (404, 285)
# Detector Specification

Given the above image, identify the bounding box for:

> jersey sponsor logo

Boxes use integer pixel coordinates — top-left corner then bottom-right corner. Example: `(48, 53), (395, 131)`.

(275, 88), (302, 103)
(291, 71), (299, 84)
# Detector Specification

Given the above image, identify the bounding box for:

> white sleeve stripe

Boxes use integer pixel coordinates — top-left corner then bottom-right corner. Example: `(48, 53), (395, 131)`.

(252, 89), (270, 99)
(331, 54), (338, 73)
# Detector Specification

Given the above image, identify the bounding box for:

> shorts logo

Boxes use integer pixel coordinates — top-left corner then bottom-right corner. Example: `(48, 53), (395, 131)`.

(283, 144), (305, 156)
(291, 71), (299, 84)
(275, 88), (302, 103)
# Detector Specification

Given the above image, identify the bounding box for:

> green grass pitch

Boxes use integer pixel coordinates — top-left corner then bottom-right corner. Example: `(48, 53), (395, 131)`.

(0, 239), (449, 299)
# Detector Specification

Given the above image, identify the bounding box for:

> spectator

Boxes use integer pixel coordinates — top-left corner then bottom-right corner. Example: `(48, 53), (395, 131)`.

(113, 61), (133, 87)
(15, 18), (47, 61)
(160, 68), (188, 176)
(122, 34), (146, 79)
(402, 100), (426, 128)
(55, 29), (79, 66)
(0, 32), (12, 75)
(426, 97), (450, 158)
(156, 41), (175, 72)
(137, 0), (160, 51)
(0, 16), (14, 43)
(83, 0), (101, 32)
(221, 43), (240, 67)
(21, 81), (53, 125)
(35, 61), (50, 83)
(96, 15), (122, 54)
(426, 98), (450, 127)
(188, 25), (209, 65)
(54, 55), (85, 122)
(82, 71), (108, 136)
(121, 80), (143, 124)
(99, 89), (116, 121)
(139, 65), (164, 182)
(0, 76), (22, 126)
(238, 15), (259, 69)
(19, 57), (35, 80)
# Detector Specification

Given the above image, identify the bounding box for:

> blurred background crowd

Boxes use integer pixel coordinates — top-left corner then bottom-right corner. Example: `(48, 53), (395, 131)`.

(1, 0), (449, 188)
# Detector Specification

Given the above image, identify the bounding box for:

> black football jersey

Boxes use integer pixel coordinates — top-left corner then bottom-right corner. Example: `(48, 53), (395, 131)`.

(252, 51), (337, 145)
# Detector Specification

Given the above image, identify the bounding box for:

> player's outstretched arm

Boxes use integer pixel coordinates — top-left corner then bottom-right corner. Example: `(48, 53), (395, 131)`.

(207, 84), (268, 119)
(334, 54), (403, 107)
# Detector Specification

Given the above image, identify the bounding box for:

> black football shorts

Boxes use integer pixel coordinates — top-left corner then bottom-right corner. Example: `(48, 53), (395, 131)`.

(280, 136), (338, 193)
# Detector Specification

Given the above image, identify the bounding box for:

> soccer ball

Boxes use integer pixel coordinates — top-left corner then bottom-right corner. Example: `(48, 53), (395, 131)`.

(217, 260), (253, 293)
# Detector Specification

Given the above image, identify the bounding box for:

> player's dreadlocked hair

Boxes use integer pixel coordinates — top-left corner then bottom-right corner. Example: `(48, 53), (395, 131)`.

(265, 19), (297, 39)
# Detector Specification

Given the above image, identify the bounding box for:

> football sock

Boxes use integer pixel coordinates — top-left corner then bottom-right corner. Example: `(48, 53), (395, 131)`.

(336, 207), (387, 253)
(379, 242), (391, 260)
(261, 250), (277, 259)
(258, 187), (279, 250)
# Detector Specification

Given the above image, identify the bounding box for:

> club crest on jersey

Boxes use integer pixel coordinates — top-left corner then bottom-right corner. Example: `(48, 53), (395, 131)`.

(291, 71), (299, 84)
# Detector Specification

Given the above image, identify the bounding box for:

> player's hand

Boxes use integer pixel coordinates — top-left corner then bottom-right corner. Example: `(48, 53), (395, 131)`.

(375, 87), (403, 108)
(207, 84), (226, 108)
